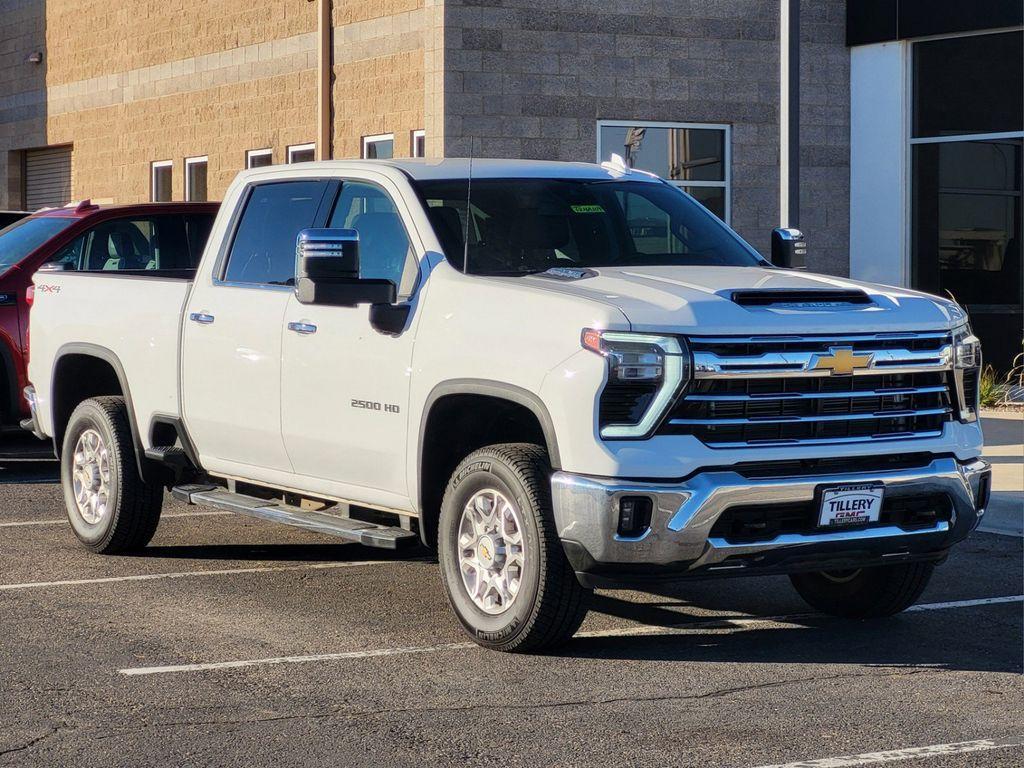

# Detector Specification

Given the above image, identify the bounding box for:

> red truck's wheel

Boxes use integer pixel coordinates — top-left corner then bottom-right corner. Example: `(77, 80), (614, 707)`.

(438, 443), (591, 652)
(61, 397), (163, 554)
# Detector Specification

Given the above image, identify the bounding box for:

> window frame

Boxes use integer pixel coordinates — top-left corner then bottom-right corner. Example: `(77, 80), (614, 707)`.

(287, 143), (316, 164)
(596, 120), (732, 224)
(246, 148), (273, 169)
(362, 133), (395, 160)
(185, 155), (209, 202)
(411, 130), (426, 158)
(151, 160), (173, 202)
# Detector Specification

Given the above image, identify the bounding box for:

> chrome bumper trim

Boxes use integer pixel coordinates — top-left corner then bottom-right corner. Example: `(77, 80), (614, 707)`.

(550, 457), (990, 575)
(21, 385), (45, 440)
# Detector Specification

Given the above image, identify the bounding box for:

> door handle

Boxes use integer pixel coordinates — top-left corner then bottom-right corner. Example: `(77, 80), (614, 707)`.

(287, 321), (317, 335)
(189, 312), (215, 325)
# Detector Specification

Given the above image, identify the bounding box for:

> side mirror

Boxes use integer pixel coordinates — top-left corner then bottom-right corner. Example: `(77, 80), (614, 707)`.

(771, 227), (806, 269)
(294, 228), (396, 307)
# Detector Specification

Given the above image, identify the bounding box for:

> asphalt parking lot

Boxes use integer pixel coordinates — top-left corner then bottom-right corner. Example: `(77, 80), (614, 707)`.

(1, 427), (1021, 767)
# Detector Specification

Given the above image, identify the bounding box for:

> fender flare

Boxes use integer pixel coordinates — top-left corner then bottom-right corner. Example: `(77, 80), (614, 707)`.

(51, 342), (154, 482)
(416, 379), (561, 545)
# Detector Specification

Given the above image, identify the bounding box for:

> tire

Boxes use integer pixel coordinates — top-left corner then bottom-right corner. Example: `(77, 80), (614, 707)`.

(789, 562), (934, 619)
(438, 443), (591, 652)
(61, 396), (163, 554)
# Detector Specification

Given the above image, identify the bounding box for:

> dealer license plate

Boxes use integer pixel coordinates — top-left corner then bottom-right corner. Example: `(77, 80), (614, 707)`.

(818, 483), (884, 528)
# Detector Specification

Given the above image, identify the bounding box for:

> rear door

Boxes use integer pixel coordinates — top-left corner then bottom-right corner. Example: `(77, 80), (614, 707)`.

(181, 180), (334, 479)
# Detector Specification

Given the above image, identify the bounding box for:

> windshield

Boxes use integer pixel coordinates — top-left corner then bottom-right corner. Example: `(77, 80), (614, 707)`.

(415, 178), (764, 275)
(0, 216), (76, 271)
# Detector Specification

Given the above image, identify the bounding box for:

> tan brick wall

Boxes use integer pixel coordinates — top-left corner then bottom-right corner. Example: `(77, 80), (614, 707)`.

(45, 0), (316, 86)
(0, 0), (437, 208)
(45, 69), (317, 204)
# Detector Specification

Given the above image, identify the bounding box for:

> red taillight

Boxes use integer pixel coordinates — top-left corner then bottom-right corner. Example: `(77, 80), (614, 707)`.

(25, 285), (34, 307)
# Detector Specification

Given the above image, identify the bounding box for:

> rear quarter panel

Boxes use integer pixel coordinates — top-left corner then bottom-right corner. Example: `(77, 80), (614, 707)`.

(28, 272), (190, 446)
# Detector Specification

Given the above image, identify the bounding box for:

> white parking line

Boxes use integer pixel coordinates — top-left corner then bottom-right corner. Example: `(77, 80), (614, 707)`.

(0, 559), (400, 592)
(117, 594), (1024, 677)
(0, 510), (232, 528)
(751, 734), (1024, 768)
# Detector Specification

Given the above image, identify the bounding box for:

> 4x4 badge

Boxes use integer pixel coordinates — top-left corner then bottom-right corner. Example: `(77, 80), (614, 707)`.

(811, 346), (873, 376)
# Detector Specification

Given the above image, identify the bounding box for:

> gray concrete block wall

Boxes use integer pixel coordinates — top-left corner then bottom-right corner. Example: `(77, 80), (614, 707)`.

(442, 0), (850, 275)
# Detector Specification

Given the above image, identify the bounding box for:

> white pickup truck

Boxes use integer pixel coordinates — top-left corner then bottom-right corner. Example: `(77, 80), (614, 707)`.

(26, 159), (991, 652)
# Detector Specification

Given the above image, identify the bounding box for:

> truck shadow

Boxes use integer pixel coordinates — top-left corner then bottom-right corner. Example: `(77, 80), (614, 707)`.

(567, 590), (1022, 674)
(562, 614), (1023, 674)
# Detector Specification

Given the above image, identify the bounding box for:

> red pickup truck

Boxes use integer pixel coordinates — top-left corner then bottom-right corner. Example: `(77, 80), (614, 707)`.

(0, 201), (217, 431)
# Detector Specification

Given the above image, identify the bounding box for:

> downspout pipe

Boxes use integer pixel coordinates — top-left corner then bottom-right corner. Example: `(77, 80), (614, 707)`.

(779, 0), (799, 228)
(317, 0), (332, 160)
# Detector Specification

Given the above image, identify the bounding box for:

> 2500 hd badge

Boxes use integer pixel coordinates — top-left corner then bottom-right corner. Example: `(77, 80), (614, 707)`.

(351, 398), (400, 414)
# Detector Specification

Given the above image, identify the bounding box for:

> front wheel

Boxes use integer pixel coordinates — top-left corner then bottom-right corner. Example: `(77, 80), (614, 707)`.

(61, 396), (163, 554)
(438, 443), (591, 652)
(789, 562), (934, 618)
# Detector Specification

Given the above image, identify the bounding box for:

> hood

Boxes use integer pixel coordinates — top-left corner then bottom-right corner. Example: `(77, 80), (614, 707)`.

(512, 265), (967, 335)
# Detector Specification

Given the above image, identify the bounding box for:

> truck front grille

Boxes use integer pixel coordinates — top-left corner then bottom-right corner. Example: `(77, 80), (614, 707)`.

(660, 332), (955, 447)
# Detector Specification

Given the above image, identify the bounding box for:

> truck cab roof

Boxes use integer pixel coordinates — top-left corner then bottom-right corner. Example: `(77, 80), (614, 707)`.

(235, 158), (661, 184)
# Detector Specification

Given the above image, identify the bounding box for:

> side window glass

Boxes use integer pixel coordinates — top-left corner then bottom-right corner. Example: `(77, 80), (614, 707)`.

(47, 234), (87, 270)
(329, 181), (415, 295)
(185, 214), (215, 267)
(81, 219), (156, 271)
(224, 181), (328, 285)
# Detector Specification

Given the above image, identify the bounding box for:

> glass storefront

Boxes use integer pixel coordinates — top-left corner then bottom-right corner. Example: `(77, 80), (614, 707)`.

(910, 31), (1024, 371)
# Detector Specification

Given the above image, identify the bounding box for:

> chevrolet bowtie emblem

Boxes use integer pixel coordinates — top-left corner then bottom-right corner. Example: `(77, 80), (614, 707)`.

(811, 346), (874, 376)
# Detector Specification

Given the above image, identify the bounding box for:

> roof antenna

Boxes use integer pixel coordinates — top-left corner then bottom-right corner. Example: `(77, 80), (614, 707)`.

(462, 153), (473, 274)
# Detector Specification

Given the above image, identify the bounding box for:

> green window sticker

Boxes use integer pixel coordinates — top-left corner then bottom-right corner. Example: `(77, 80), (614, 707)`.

(571, 204), (605, 214)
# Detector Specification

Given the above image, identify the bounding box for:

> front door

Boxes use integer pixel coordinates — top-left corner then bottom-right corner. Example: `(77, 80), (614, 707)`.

(182, 179), (334, 479)
(280, 177), (422, 508)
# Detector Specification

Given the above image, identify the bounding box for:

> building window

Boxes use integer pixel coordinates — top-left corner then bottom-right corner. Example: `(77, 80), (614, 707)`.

(287, 143), (316, 164)
(185, 156), (208, 202)
(151, 160), (172, 202)
(362, 134), (394, 159)
(909, 30), (1023, 371)
(411, 130), (426, 158)
(597, 120), (731, 223)
(246, 148), (273, 169)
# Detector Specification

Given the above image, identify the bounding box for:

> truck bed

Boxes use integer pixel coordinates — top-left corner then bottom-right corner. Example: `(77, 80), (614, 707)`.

(28, 270), (193, 448)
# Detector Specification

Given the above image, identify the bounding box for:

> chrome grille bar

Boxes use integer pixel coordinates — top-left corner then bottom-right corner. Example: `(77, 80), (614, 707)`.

(693, 345), (952, 379)
(669, 406), (951, 427)
(683, 385), (948, 402)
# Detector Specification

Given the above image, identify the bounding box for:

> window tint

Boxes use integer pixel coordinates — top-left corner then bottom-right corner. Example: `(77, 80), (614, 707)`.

(329, 181), (413, 292)
(47, 215), (207, 271)
(185, 214), (214, 265)
(224, 181), (328, 285)
(416, 178), (759, 275)
(913, 32), (1023, 138)
(0, 216), (75, 270)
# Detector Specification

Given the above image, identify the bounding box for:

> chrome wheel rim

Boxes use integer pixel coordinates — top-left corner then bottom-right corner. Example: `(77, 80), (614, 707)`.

(71, 428), (111, 525)
(457, 489), (526, 615)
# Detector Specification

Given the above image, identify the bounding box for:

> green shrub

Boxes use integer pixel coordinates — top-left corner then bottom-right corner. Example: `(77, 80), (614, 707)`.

(978, 365), (1002, 408)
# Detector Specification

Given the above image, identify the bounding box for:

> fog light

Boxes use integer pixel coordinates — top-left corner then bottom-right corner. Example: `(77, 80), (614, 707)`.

(617, 496), (653, 538)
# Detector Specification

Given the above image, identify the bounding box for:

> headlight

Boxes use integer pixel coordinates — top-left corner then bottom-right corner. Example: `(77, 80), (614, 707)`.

(582, 329), (689, 439)
(952, 323), (982, 422)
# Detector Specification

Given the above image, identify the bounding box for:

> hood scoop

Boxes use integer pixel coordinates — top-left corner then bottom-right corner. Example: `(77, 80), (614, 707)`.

(728, 288), (872, 307)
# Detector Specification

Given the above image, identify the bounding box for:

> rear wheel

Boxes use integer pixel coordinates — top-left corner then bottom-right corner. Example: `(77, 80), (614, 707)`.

(61, 396), (163, 553)
(789, 562), (934, 618)
(438, 443), (591, 652)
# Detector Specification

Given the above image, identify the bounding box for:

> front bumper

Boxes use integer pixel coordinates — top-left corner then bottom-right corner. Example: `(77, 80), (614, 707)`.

(551, 457), (991, 589)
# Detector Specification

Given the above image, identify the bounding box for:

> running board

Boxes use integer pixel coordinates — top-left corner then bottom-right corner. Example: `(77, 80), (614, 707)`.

(171, 484), (418, 550)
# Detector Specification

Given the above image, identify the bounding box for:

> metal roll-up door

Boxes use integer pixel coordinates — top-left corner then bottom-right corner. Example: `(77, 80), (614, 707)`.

(24, 146), (73, 210)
